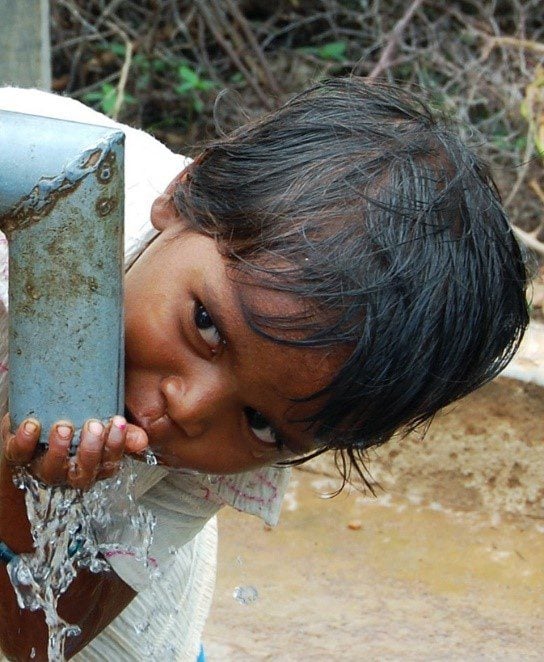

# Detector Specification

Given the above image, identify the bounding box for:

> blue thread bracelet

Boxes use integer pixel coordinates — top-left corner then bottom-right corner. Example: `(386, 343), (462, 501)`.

(0, 540), (17, 564)
(0, 537), (83, 564)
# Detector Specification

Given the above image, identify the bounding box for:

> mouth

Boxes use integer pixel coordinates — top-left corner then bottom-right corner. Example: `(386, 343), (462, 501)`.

(124, 403), (178, 439)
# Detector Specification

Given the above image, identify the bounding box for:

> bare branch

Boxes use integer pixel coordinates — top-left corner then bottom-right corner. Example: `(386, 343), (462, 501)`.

(512, 225), (544, 256)
(367, 0), (425, 80)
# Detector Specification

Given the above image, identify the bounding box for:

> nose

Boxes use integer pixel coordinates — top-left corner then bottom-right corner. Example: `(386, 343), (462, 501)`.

(159, 369), (233, 437)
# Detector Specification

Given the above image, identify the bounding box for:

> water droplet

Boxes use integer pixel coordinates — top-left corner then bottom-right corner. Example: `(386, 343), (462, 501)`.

(233, 585), (258, 605)
(142, 448), (158, 466)
(150, 567), (162, 580)
(89, 559), (104, 573)
(134, 620), (150, 635)
(65, 625), (81, 638)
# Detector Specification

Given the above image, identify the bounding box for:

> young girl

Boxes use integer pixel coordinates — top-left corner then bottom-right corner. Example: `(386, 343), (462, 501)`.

(0, 78), (529, 660)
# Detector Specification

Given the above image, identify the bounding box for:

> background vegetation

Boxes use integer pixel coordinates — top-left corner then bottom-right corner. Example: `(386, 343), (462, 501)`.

(49, 0), (544, 307)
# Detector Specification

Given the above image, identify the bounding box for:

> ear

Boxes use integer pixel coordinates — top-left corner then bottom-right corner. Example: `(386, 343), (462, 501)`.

(150, 168), (189, 232)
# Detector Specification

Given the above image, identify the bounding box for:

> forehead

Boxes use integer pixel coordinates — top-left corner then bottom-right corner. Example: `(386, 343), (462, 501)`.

(227, 277), (342, 400)
(165, 228), (342, 403)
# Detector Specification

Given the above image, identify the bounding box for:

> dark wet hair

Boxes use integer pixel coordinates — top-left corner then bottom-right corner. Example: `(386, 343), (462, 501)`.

(174, 77), (529, 488)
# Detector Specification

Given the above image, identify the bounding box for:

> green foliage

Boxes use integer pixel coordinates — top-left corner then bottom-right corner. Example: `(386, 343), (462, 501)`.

(108, 42), (126, 58)
(83, 41), (217, 118)
(298, 41), (348, 63)
(174, 64), (217, 114)
(82, 82), (135, 117)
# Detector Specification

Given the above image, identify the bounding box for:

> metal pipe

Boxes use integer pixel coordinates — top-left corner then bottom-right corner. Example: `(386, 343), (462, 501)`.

(0, 109), (124, 445)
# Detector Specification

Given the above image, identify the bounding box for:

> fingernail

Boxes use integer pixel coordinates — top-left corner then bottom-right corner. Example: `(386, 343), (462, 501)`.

(23, 419), (39, 435)
(56, 424), (72, 440)
(87, 419), (103, 437)
(112, 415), (126, 431)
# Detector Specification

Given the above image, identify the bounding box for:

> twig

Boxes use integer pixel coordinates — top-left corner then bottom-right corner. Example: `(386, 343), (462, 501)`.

(223, 0), (282, 97)
(482, 36), (544, 61)
(529, 178), (544, 207)
(104, 21), (133, 122)
(512, 225), (544, 256)
(367, 0), (425, 80)
(196, 0), (273, 109)
(261, 14), (329, 50)
(525, 180), (544, 255)
(504, 78), (540, 209)
(95, 0), (126, 31)
(52, 30), (115, 53)
(70, 72), (120, 98)
(209, 0), (273, 102)
(55, 0), (101, 36)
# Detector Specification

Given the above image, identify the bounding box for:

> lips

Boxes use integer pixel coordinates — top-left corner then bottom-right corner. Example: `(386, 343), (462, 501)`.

(125, 403), (180, 442)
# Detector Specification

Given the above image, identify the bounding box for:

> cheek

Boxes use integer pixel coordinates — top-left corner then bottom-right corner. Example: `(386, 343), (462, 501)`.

(124, 276), (178, 366)
(125, 312), (154, 361)
(124, 317), (158, 375)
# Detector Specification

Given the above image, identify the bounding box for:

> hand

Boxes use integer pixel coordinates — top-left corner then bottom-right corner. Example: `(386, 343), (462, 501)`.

(1, 414), (148, 490)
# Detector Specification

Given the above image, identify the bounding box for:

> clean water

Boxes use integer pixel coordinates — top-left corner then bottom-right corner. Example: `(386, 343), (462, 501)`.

(7, 458), (155, 661)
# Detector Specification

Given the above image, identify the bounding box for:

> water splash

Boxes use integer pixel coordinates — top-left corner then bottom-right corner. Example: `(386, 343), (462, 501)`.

(7, 458), (155, 661)
(233, 585), (259, 605)
(142, 448), (158, 466)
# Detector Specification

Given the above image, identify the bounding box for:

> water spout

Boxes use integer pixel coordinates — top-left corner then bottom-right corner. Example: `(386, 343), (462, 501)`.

(0, 109), (124, 444)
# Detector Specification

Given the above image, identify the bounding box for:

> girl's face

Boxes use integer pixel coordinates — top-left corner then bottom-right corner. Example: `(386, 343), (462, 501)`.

(124, 179), (338, 474)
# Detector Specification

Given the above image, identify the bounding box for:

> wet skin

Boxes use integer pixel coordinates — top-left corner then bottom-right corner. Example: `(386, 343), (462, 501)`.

(2, 172), (338, 486)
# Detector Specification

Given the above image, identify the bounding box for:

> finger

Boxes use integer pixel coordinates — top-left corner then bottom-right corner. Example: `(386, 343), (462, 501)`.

(1, 413), (11, 448)
(98, 415), (127, 478)
(35, 421), (73, 483)
(68, 419), (104, 490)
(125, 424), (148, 454)
(2, 416), (41, 464)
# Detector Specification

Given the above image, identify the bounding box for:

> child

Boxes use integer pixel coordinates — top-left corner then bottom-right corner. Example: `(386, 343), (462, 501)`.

(0, 78), (529, 660)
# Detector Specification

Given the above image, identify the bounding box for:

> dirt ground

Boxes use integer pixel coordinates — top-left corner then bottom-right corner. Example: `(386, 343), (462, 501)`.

(203, 375), (544, 661)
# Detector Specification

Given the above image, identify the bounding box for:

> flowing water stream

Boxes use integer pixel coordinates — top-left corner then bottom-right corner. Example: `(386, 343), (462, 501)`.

(6, 458), (156, 661)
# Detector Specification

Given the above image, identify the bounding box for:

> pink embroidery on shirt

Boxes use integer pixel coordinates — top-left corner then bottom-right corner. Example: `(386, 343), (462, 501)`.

(212, 472), (278, 507)
(103, 549), (158, 568)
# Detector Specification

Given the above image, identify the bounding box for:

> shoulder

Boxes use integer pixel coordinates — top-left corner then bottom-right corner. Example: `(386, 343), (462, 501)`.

(0, 87), (190, 169)
(0, 87), (111, 125)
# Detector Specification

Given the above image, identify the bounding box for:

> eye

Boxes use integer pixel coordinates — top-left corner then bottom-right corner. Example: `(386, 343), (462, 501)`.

(194, 303), (223, 351)
(244, 407), (283, 449)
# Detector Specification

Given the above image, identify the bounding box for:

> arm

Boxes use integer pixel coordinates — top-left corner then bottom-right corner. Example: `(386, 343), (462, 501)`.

(0, 416), (147, 661)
